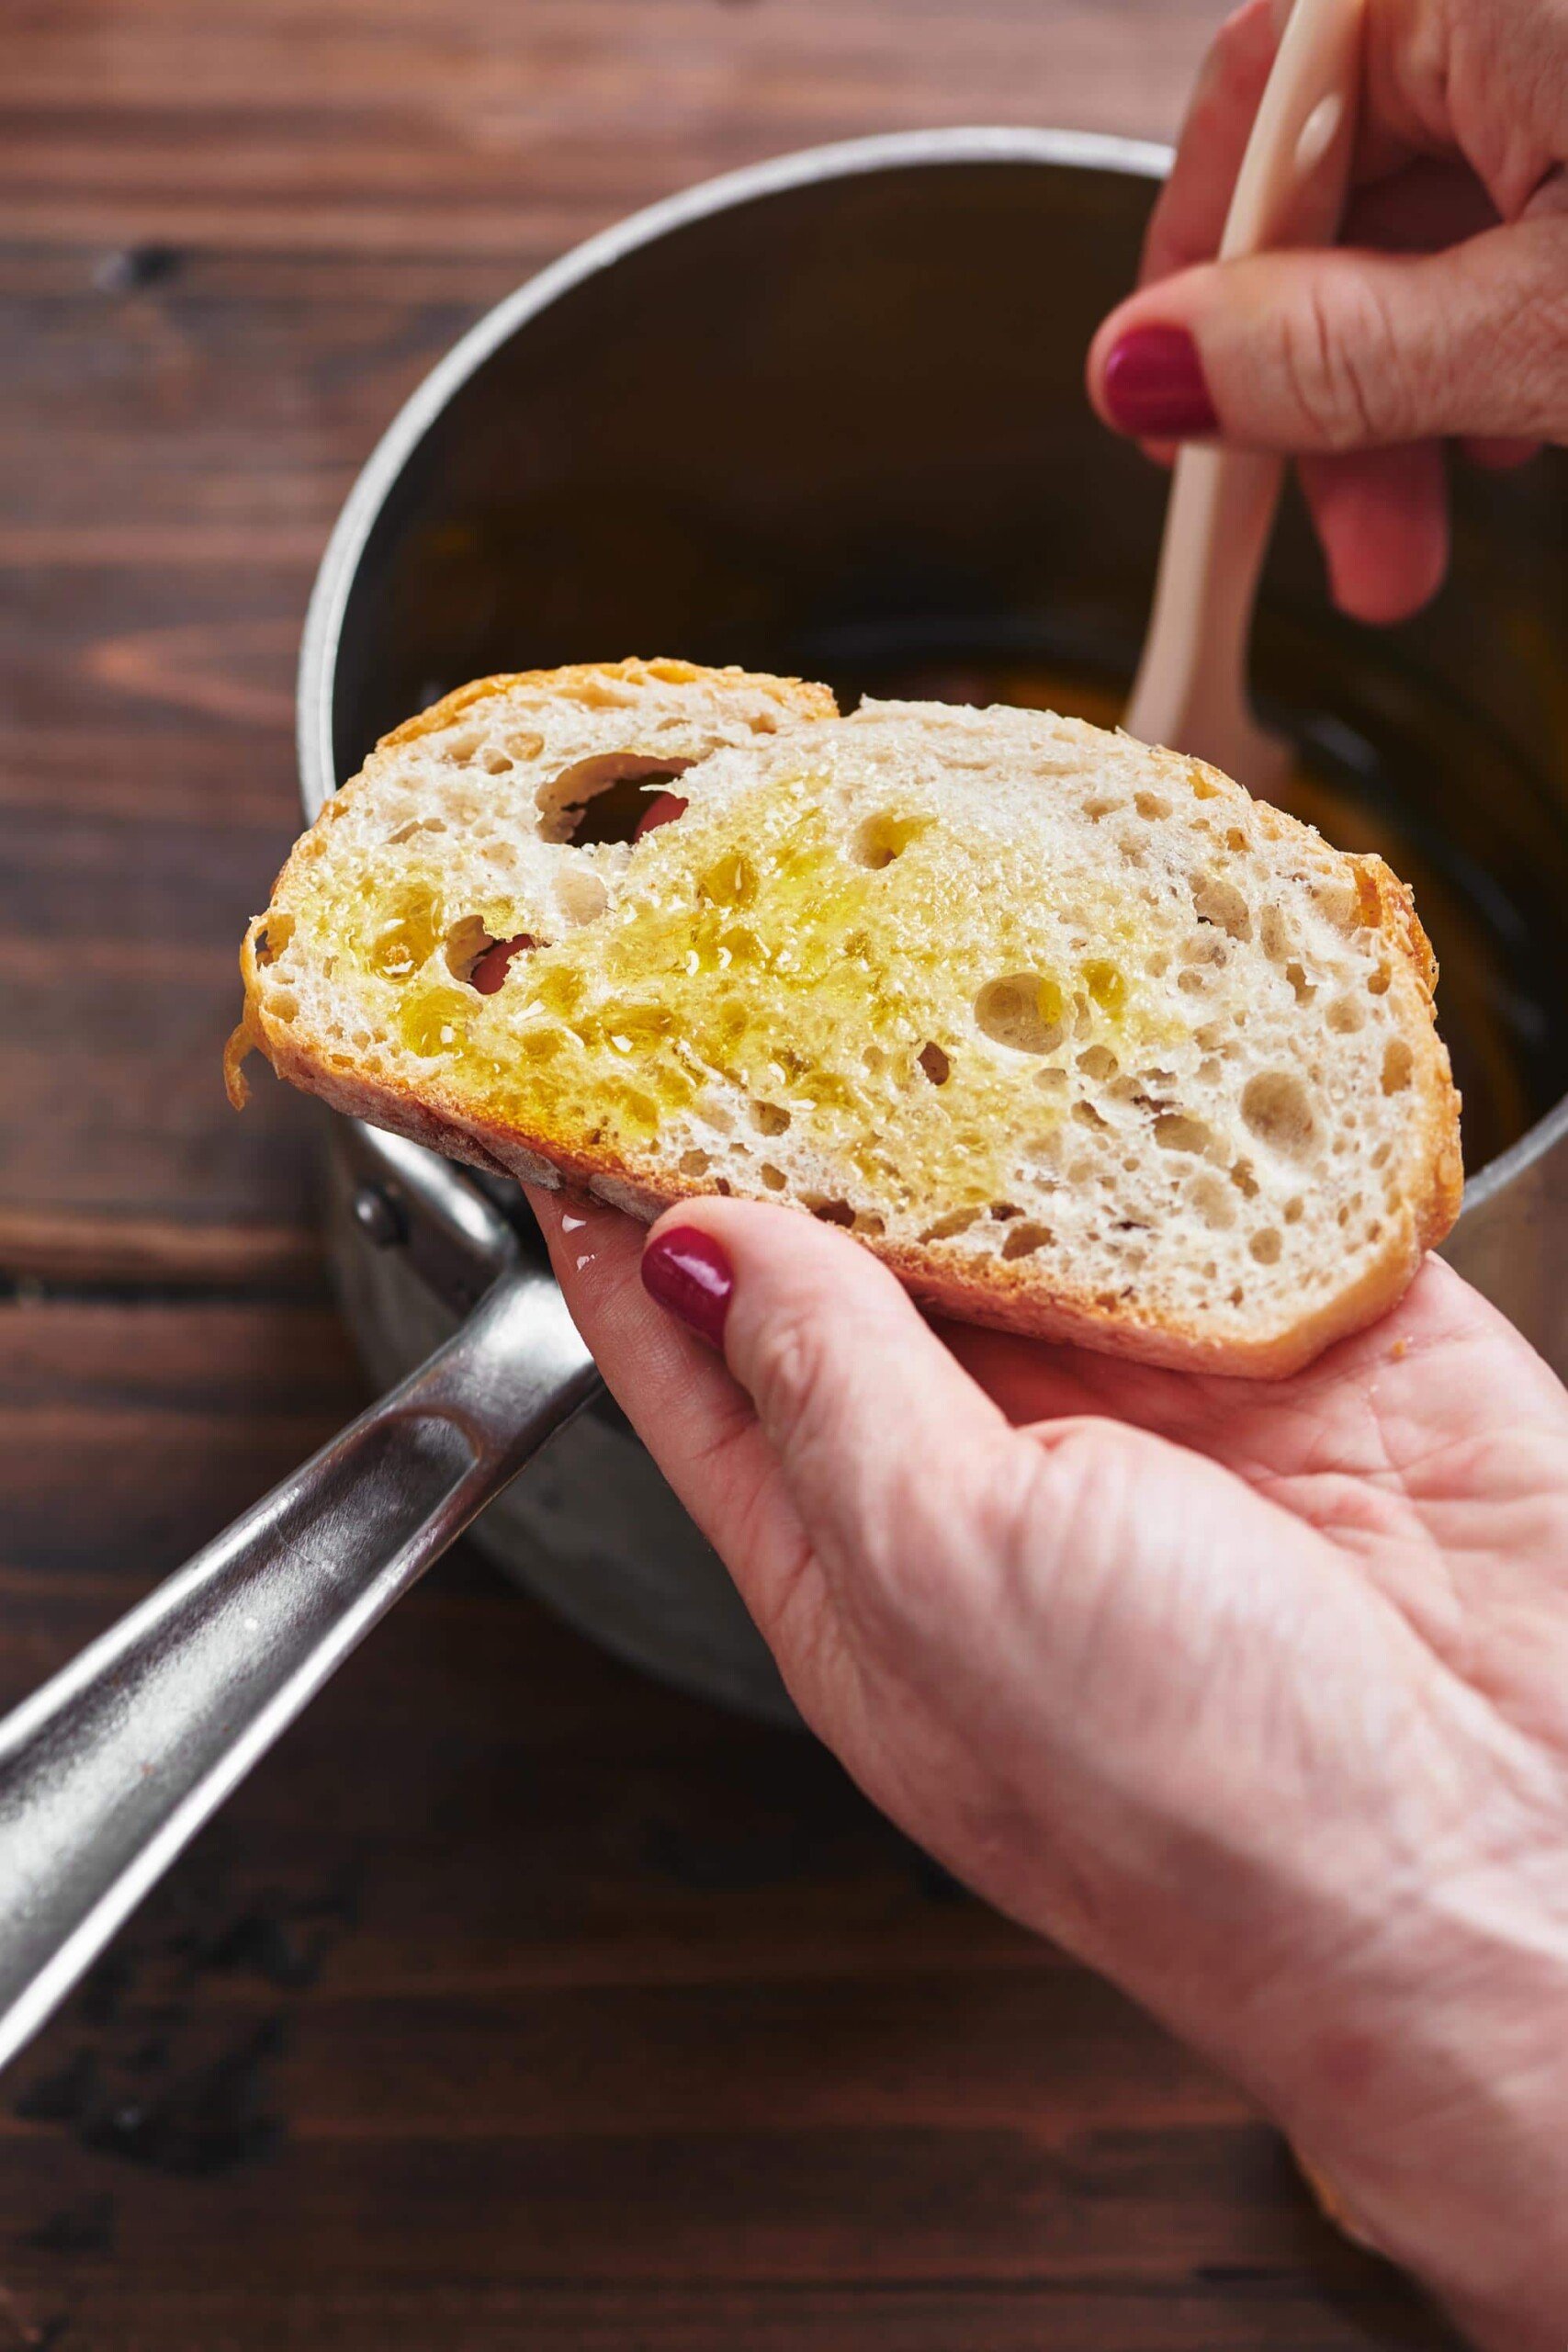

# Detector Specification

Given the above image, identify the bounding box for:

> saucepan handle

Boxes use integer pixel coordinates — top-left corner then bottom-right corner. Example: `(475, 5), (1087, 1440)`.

(0, 1261), (597, 2073)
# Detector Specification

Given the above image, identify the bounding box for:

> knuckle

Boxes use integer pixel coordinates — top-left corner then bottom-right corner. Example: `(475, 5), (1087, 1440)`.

(746, 1295), (840, 1462)
(1481, 233), (1568, 435)
(1269, 275), (1407, 449)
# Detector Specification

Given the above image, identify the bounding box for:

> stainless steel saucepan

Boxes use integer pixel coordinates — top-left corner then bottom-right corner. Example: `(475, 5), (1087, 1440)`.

(4, 129), (1566, 2073)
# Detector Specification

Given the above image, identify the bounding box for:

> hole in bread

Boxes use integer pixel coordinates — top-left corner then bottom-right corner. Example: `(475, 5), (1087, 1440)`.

(254, 914), (293, 967)
(634, 790), (689, 842)
(919, 1207), (977, 1242)
(443, 914), (493, 982)
(1077, 1045), (1118, 1081)
(812, 1199), (855, 1227)
(974, 974), (1066, 1056)
(1177, 968), (1207, 996)
(1284, 961), (1314, 1004)
(1000, 1220), (1053, 1261)
(1080, 796), (1120, 821)
(750, 1101), (791, 1136)
(1191, 874), (1252, 940)
(1249, 1227), (1282, 1265)
(1284, 1195), (1304, 1223)
(536, 755), (694, 846)
(679, 1149), (712, 1178)
(1189, 1172), (1235, 1229)
(269, 989), (299, 1023)
(507, 729), (545, 761)
(1311, 876), (1359, 933)
(1368, 960), (1392, 996)
(1325, 993), (1364, 1034)
(1259, 906), (1291, 963)
(402, 992), (471, 1057)
(1082, 960), (1127, 1018)
(990, 1203), (1022, 1222)
(386, 816), (447, 846)
(854, 812), (929, 869)
(367, 888), (444, 981)
(1073, 1100), (1109, 1130)
(438, 726), (484, 763)
(1155, 1114), (1212, 1154)
(1230, 1159), (1259, 1198)
(480, 747), (513, 775)
(854, 1211), (886, 1238)
(1242, 1071), (1316, 1158)
(467, 932), (537, 995)
(918, 1043), (951, 1086)
(1134, 791), (1170, 821)
(1035, 1066), (1068, 1094)
(1382, 1039), (1414, 1094)
(1190, 769), (1220, 800)
(761, 1163), (787, 1191)
(1224, 827), (1247, 854)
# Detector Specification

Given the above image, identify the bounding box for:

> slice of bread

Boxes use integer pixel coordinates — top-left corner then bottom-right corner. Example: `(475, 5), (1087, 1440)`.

(231, 656), (1461, 1376)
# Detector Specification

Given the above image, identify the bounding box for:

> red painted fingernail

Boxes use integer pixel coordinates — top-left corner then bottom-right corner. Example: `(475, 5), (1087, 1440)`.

(641, 1226), (733, 1347)
(1101, 324), (1220, 440)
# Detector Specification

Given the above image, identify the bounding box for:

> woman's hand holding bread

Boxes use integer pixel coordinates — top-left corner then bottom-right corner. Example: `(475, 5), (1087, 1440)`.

(536, 1186), (1568, 2352)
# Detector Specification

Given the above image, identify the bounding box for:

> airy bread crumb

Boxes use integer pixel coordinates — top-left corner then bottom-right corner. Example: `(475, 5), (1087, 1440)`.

(231, 657), (1461, 1376)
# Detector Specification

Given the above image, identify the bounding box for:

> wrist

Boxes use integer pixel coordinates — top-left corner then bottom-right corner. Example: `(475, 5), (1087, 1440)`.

(1266, 1875), (1568, 2343)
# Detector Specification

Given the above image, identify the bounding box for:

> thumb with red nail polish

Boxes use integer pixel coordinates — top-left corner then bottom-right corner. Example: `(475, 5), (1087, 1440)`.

(640, 1223), (734, 1349)
(1100, 322), (1220, 441)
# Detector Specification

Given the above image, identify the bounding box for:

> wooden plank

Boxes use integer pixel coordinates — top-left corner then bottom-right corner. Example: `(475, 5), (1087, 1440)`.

(0, 2284), (1458, 2352)
(0, 1297), (362, 1579)
(1, 2), (1204, 264)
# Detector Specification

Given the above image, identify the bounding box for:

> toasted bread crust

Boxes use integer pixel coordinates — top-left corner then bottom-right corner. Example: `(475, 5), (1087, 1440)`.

(231, 663), (1462, 1379)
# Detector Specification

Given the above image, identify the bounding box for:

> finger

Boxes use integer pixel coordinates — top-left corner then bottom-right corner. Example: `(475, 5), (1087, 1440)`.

(1342, 157), (1501, 255)
(1139, 0), (1280, 288)
(1298, 440), (1450, 622)
(1461, 434), (1542, 469)
(637, 1200), (1017, 1604)
(1089, 216), (1568, 452)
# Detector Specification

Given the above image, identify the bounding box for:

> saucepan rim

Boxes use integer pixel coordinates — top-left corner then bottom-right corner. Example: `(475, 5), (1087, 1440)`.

(294, 122), (1567, 1215)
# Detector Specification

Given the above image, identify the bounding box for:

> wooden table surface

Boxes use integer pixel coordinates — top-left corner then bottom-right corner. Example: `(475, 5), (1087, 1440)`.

(1, 4), (1460, 2344)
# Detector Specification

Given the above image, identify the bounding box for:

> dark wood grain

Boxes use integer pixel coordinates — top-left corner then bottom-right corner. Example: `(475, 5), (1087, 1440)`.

(0, 4), (1461, 2345)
